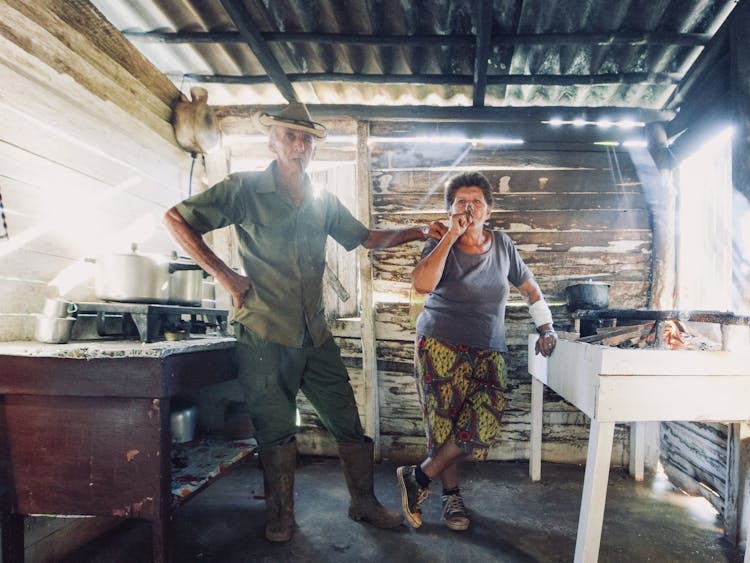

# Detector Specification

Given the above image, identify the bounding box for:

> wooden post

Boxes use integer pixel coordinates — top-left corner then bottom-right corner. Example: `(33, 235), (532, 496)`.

(731, 0), (750, 202)
(723, 325), (750, 547)
(644, 122), (676, 311)
(356, 120), (381, 458)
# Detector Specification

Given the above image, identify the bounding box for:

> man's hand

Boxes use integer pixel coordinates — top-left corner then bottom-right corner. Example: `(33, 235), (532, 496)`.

(222, 270), (251, 308)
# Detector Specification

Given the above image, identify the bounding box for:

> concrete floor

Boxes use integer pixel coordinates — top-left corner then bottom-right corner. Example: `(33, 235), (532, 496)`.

(61, 455), (745, 563)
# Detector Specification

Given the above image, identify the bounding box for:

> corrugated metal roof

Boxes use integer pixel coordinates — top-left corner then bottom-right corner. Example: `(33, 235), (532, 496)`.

(90, 0), (739, 114)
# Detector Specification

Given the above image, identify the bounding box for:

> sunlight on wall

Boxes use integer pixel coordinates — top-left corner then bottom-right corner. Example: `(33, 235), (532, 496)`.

(47, 213), (161, 297)
(676, 128), (733, 310)
(0, 176), (144, 260)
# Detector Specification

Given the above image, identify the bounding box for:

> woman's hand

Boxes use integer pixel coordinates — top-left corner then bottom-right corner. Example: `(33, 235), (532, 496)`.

(448, 210), (472, 239)
(535, 331), (557, 357)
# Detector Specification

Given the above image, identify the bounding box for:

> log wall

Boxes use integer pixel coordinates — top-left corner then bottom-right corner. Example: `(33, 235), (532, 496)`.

(0, 1), (193, 559)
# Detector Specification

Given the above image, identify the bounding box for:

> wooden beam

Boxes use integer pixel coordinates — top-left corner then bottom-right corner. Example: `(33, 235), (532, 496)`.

(123, 29), (712, 48)
(46, 0), (178, 106)
(731, 0), (750, 201)
(0, 0), (176, 143)
(217, 0), (296, 102)
(664, 6), (733, 111)
(215, 104), (674, 124)
(472, 0), (493, 107)
(177, 71), (680, 87)
(356, 120), (381, 457)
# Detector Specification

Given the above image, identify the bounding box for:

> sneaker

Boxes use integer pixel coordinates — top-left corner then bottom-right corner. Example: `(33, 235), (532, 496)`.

(441, 492), (470, 531)
(396, 465), (430, 528)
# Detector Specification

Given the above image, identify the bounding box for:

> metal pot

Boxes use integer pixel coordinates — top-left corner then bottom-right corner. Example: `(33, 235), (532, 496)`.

(170, 404), (199, 443)
(93, 245), (206, 305)
(35, 315), (76, 343)
(168, 253), (204, 306)
(565, 281), (610, 311)
(94, 244), (171, 303)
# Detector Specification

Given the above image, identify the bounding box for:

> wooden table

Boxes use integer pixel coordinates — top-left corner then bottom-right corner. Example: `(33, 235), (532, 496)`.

(0, 338), (237, 563)
(527, 335), (750, 563)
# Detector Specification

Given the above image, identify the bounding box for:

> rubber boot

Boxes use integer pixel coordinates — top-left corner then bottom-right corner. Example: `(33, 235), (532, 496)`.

(338, 437), (404, 528)
(259, 440), (297, 542)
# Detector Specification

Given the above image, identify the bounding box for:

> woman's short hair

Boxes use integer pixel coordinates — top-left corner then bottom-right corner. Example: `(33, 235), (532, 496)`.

(444, 172), (493, 210)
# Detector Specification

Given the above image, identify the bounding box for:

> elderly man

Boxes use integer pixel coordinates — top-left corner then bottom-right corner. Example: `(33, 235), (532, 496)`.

(165, 102), (442, 542)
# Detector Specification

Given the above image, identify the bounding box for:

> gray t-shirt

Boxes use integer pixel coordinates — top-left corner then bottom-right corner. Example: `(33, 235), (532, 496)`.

(415, 230), (532, 352)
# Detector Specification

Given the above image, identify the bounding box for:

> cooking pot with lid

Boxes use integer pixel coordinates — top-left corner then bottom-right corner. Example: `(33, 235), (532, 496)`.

(93, 244), (204, 304)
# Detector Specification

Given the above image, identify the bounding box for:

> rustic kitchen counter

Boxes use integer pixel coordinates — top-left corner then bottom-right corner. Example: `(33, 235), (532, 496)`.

(0, 335), (236, 359)
(0, 336), (240, 563)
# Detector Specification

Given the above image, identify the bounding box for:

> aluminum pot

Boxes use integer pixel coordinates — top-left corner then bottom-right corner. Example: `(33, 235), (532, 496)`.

(94, 244), (171, 303)
(35, 315), (76, 343)
(170, 404), (199, 443)
(42, 298), (78, 318)
(168, 253), (204, 306)
(565, 281), (610, 311)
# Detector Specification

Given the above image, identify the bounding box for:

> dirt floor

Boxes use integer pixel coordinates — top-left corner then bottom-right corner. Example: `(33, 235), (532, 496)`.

(61, 456), (745, 563)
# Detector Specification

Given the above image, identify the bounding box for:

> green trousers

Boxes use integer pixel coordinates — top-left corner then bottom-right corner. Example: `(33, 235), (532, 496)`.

(234, 323), (365, 446)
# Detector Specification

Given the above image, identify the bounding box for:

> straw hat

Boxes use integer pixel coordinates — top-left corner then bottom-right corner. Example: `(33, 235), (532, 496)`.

(258, 102), (327, 139)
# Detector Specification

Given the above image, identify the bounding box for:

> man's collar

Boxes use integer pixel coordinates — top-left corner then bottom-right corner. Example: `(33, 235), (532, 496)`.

(256, 162), (279, 193)
(258, 161), (311, 194)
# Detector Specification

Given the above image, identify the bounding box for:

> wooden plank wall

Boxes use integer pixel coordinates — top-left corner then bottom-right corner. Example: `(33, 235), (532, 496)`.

(301, 120), (652, 464)
(0, 0), (189, 340)
(0, 1), (194, 560)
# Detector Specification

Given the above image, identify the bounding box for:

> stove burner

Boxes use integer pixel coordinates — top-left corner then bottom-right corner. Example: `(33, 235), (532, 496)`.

(75, 302), (229, 342)
(573, 309), (750, 325)
(572, 309), (750, 341)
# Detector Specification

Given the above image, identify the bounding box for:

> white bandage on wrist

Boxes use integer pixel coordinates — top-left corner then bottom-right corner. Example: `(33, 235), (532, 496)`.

(529, 299), (553, 328)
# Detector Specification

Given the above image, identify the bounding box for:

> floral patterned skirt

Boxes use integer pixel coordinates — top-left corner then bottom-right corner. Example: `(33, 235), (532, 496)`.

(414, 335), (507, 460)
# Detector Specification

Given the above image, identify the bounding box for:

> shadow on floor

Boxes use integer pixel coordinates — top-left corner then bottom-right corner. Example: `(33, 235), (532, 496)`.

(61, 457), (745, 563)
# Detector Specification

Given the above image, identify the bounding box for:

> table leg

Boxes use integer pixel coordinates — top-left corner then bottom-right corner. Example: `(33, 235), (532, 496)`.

(574, 420), (615, 563)
(152, 513), (174, 563)
(629, 422), (645, 481)
(530, 377), (543, 481)
(1, 512), (24, 563)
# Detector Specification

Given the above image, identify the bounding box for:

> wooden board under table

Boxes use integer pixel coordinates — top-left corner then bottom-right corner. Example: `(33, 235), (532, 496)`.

(527, 336), (750, 563)
(0, 338), (238, 563)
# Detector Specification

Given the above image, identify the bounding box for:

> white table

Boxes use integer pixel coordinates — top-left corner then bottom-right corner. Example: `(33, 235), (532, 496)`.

(527, 335), (750, 563)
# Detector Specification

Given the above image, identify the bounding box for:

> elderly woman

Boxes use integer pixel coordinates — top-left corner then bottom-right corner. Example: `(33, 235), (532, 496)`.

(397, 171), (557, 531)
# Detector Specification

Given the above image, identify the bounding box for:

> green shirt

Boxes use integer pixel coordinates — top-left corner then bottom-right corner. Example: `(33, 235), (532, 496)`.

(176, 162), (369, 347)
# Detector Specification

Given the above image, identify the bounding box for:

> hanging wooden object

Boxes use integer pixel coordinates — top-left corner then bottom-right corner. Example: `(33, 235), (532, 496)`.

(172, 87), (220, 154)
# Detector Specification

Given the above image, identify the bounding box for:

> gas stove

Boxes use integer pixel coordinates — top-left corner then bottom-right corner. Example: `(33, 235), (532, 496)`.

(74, 301), (229, 343)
